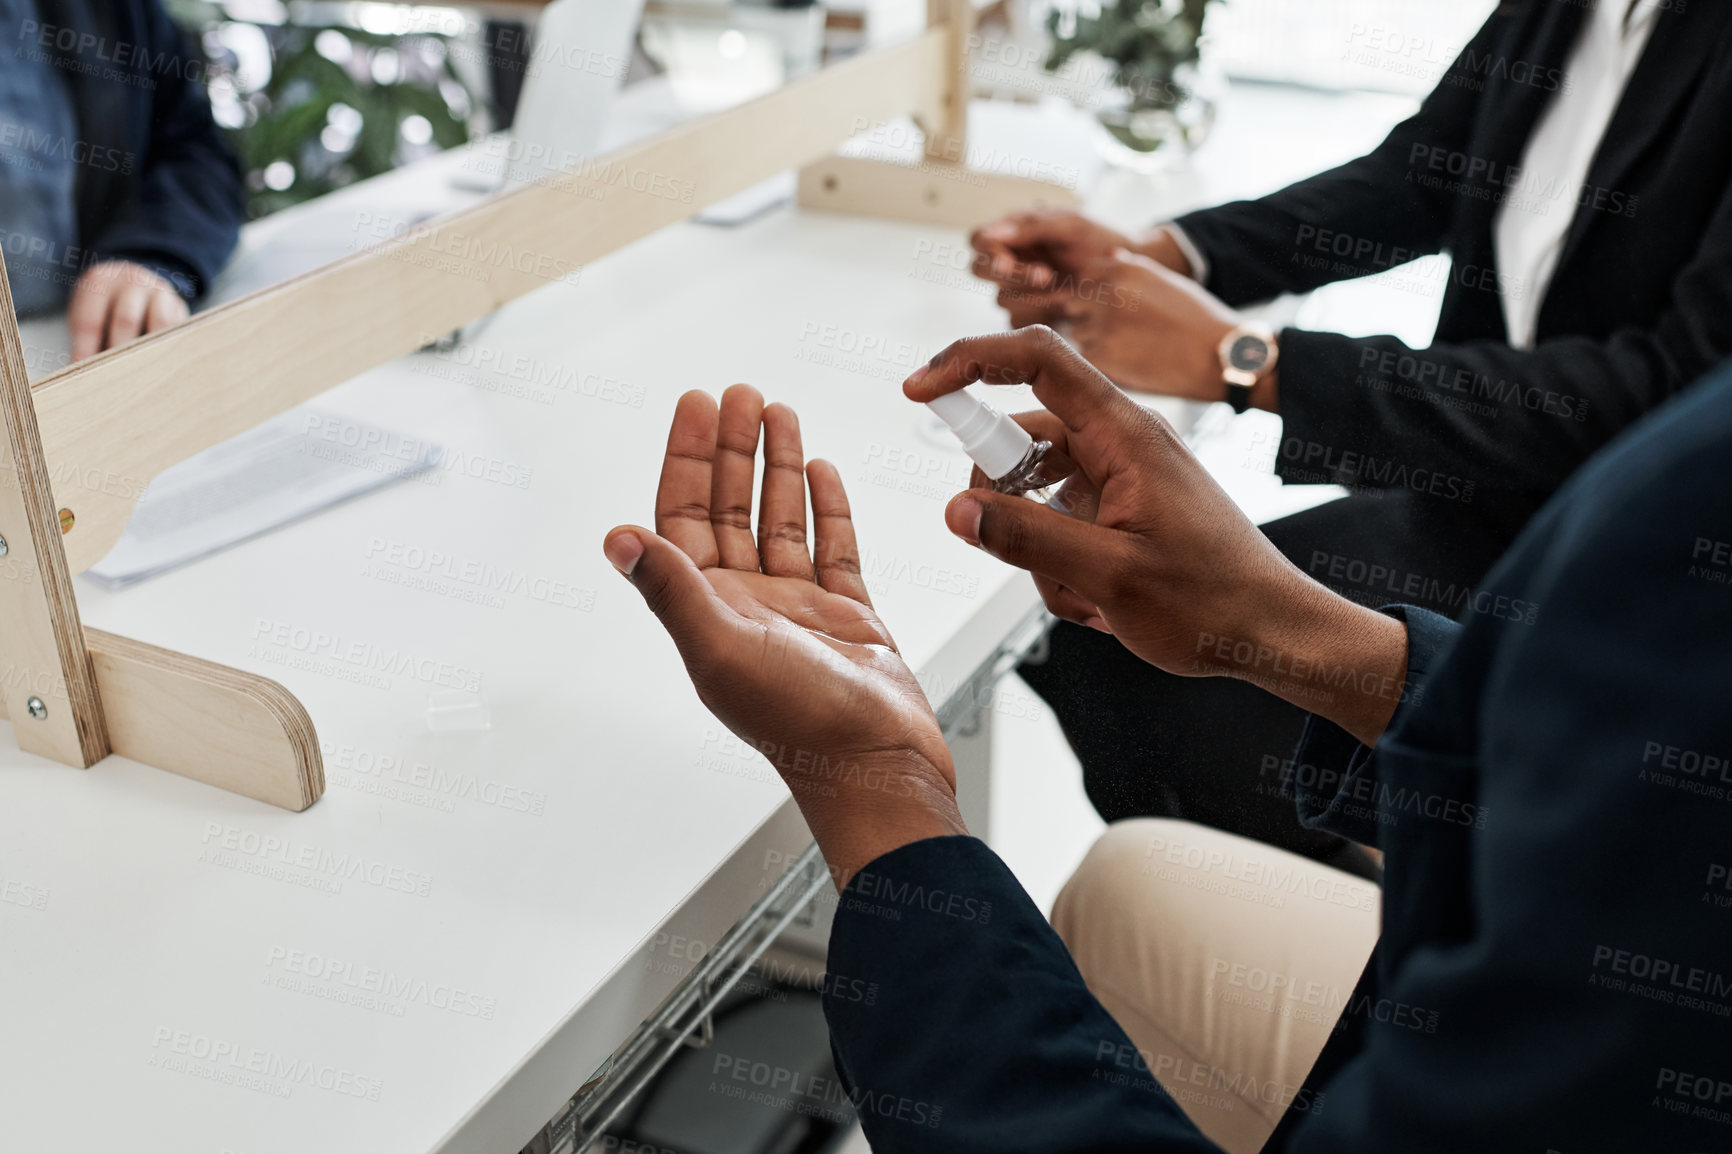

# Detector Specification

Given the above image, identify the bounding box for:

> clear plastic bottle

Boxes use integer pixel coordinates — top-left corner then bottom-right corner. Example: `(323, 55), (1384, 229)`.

(926, 389), (1097, 520)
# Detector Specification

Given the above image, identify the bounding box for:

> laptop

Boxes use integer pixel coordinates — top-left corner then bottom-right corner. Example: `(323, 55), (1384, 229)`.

(485, 0), (648, 190)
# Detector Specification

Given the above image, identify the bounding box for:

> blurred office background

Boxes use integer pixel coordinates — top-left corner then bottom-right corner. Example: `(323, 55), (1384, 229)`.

(166, 0), (1496, 218)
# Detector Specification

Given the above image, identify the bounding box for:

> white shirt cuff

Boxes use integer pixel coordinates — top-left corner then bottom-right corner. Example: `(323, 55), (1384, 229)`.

(1161, 223), (1210, 285)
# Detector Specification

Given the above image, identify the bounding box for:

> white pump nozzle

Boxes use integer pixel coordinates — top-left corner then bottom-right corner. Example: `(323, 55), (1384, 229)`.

(926, 388), (1033, 480)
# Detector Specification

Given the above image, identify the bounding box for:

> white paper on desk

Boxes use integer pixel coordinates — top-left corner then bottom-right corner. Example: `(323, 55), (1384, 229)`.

(84, 407), (441, 590)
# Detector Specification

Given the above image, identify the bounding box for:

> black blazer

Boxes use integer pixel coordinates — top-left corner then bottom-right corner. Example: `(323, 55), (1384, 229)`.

(26, 0), (244, 300)
(820, 364), (1732, 1151)
(1173, 0), (1732, 610)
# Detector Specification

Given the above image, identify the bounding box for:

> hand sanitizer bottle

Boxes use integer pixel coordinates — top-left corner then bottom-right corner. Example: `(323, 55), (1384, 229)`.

(926, 389), (1095, 519)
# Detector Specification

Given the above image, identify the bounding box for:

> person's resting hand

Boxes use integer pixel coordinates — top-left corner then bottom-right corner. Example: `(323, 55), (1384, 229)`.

(905, 326), (1405, 747)
(1051, 248), (1276, 405)
(604, 385), (965, 887)
(969, 211), (1193, 328)
(67, 260), (192, 362)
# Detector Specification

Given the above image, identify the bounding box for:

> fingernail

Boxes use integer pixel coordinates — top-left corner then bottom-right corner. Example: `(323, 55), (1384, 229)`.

(1084, 615), (1112, 634)
(906, 363), (929, 385)
(604, 534), (643, 576)
(946, 496), (983, 545)
(980, 222), (1013, 239)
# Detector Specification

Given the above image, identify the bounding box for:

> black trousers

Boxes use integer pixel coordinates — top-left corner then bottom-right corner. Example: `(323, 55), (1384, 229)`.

(1018, 488), (1518, 884)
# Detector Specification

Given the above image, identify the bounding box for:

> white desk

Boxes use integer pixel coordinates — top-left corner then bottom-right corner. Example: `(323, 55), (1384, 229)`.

(0, 82), (1414, 1153)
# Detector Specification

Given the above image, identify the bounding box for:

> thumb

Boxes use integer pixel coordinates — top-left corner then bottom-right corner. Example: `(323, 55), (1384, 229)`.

(945, 491), (1124, 603)
(603, 526), (730, 653)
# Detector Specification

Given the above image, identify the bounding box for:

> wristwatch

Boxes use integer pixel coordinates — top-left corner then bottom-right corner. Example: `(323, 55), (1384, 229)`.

(1218, 323), (1278, 414)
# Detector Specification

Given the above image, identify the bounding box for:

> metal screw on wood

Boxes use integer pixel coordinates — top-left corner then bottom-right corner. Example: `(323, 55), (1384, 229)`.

(26, 697), (47, 720)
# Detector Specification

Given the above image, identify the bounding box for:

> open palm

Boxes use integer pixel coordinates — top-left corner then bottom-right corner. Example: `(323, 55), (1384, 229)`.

(605, 387), (954, 801)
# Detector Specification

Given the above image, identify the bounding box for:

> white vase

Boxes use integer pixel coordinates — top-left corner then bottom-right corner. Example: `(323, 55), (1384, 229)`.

(1089, 59), (1221, 174)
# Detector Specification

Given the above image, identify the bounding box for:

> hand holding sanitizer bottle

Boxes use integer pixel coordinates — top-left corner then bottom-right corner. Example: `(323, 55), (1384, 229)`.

(926, 388), (1098, 521)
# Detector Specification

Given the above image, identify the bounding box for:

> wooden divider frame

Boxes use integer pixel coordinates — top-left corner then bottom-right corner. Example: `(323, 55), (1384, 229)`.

(3, 2), (1074, 811)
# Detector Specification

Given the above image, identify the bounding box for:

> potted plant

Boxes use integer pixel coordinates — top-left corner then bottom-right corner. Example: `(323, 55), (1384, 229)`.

(168, 0), (477, 218)
(1046, 0), (1220, 165)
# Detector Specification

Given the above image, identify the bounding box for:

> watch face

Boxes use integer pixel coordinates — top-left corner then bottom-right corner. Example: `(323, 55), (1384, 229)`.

(1227, 334), (1272, 374)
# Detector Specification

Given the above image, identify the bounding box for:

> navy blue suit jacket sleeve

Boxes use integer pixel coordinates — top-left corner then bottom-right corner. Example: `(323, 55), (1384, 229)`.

(1287, 605), (1460, 849)
(823, 837), (1226, 1153)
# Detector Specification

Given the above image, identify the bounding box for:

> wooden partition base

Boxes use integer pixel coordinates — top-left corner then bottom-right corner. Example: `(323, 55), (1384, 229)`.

(797, 155), (1079, 228)
(87, 631), (322, 811)
(0, 630), (322, 810)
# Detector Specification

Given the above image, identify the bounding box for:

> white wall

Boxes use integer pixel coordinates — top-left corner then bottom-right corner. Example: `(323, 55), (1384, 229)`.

(1204, 0), (1500, 95)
